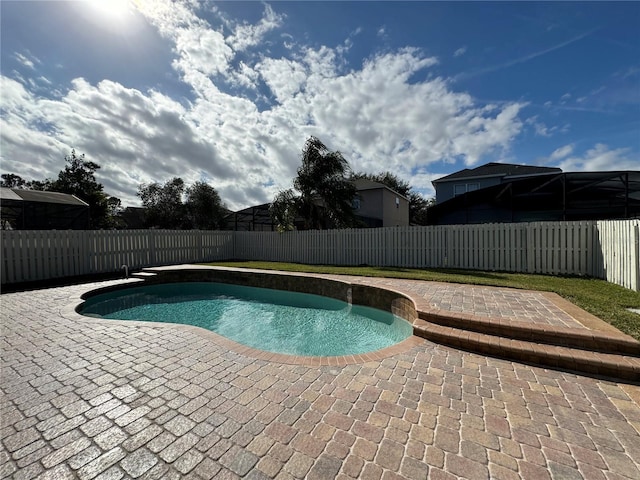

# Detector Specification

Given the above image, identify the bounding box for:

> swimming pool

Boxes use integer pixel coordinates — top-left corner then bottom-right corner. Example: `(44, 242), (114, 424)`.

(78, 281), (413, 357)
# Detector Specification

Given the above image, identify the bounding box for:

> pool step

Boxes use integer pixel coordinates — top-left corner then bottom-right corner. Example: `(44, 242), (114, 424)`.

(414, 318), (640, 381)
(130, 271), (158, 280)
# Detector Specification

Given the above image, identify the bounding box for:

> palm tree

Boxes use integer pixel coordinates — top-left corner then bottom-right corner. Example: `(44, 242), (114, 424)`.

(271, 137), (357, 231)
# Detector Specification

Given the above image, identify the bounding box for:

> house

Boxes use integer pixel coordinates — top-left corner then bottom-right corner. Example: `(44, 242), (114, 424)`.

(0, 188), (90, 230)
(225, 180), (410, 231)
(432, 162), (562, 204)
(352, 179), (409, 227)
(428, 163), (640, 225)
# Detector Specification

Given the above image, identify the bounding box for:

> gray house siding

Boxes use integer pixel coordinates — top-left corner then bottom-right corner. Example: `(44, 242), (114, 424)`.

(354, 187), (384, 223)
(381, 188), (409, 226)
(435, 176), (502, 204)
(353, 179), (409, 227)
(433, 163), (563, 205)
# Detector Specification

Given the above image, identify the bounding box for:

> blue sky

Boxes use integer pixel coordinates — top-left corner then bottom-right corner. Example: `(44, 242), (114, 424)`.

(1, 1), (638, 209)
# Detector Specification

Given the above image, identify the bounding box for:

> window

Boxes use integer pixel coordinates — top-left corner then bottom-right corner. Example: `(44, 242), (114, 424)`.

(352, 198), (361, 210)
(454, 183), (480, 196)
(454, 184), (467, 196)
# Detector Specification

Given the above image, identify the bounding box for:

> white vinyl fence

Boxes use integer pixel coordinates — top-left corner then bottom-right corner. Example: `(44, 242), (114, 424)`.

(2, 220), (639, 291)
(1, 230), (234, 285)
(593, 220), (640, 292)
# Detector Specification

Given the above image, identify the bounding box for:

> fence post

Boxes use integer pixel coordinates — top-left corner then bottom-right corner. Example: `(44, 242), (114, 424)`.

(635, 222), (640, 292)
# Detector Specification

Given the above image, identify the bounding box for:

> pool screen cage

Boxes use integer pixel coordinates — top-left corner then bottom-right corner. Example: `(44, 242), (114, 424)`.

(427, 171), (640, 225)
(0, 188), (90, 230)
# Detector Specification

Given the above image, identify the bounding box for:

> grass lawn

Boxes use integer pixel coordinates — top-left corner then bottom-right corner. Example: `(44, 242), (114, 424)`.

(204, 260), (640, 342)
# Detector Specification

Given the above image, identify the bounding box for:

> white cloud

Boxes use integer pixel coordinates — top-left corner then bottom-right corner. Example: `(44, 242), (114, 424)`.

(1, 0), (529, 210)
(173, 26), (233, 77)
(525, 116), (569, 137)
(227, 3), (284, 52)
(257, 57), (308, 103)
(14, 53), (34, 69)
(555, 144), (639, 171)
(0, 76), (232, 206)
(620, 66), (640, 80)
(406, 171), (440, 198)
(454, 46), (467, 57)
(549, 144), (574, 161)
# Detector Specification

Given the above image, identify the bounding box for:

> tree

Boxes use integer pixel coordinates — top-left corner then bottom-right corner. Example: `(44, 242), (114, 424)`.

(408, 193), (434, 225)
(105, 196), (125, 229)
(27, 179), (54, 191)
(185, 181), (226, 230)
(351, 171), (434, 225)
(270, 189), (299, 232)
(137, 178), (228, 230)
(271, 136), (357, 231)
(137, 177), (187, 229)
(1, 173), (27, 188)
(0, 173), (53, 191)
(51, 150), (119, 229)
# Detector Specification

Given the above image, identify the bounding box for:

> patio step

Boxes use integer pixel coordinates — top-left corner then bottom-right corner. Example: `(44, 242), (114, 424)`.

(418, 311), (640, 356)
(414, 318), (640, 381)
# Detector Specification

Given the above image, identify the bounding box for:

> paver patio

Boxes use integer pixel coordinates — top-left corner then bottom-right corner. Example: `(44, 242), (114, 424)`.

(1, 269), (639, 479)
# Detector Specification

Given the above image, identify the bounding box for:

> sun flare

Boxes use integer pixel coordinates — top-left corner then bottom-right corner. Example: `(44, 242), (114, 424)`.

(85, 0), (133, 23)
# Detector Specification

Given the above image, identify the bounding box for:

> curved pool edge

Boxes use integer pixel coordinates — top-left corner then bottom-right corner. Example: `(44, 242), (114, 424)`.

(65, 267), (425, 366)
(63, 265), (640, 380)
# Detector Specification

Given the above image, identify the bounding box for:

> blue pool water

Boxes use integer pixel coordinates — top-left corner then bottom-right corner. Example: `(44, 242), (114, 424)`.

(79, 282), (413, 357)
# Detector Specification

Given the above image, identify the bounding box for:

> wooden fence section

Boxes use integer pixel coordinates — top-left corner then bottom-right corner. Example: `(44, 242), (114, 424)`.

(2, 220), (639, 291)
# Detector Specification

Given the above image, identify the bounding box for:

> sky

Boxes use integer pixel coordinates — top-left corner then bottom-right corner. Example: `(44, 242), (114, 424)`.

(1, 1), (639, 210)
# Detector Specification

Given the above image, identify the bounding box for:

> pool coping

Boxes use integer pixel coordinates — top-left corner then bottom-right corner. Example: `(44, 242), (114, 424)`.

(62, 265), (640, 379)
(62, 268), (424, 367)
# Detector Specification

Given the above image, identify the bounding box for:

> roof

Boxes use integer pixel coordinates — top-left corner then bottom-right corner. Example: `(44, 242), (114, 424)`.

(433, 162), (562, 183)
(0, 188), (89, 206)
(0, 188), (22, 201)
(427, 170), (640, 224)
(353, 179), (385, 191)
(353, 179), (409, 200)
(228, 203), (271, 216)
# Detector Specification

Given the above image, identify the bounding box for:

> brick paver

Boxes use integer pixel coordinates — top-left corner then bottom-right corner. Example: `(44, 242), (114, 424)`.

(1, 274), (640, 479)
(321, 275), (584, 328)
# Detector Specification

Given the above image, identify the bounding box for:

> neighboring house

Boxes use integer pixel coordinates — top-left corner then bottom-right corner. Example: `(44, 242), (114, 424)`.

(428, 164), (640, 225)
(0, 188), (90, 229)
(352, 179), (409, 227)
(432, 162), (562, 204)
(225, 180), (410, 231)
